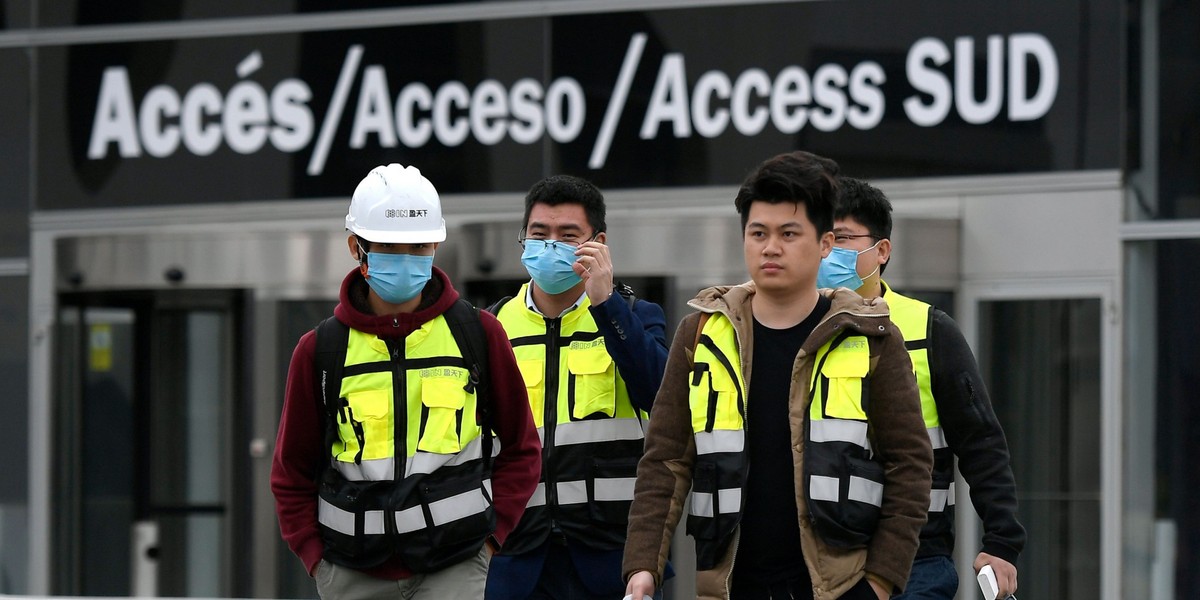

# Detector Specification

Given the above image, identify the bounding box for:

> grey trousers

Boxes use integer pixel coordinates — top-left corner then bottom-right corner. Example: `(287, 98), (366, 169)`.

(315, 545), (490, 600)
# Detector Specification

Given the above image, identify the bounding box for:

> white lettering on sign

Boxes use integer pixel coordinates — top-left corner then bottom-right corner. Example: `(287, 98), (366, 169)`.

(904, 33), (1059, 127)
(638, 57), (886, 142)
(85, 32), (1060, 173)
(89, 51), (314, 161)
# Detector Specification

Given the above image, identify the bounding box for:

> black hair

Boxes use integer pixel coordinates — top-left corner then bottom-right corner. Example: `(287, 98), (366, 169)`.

(835, 177), (893, 274)
(523, 174), (606, 234)
(733, 151), (840, 234)
(835, 177), (893, 239)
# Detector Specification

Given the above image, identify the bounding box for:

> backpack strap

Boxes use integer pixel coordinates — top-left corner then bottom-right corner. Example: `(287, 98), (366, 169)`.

(484, 296), (512, 316)
(443, 298), (494, 468)
(614, 281), (638, 310)
(314, 316), (350, 460)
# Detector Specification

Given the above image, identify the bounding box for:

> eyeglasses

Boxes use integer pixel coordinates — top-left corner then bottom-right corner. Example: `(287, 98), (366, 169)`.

(517, 228), (598, 249)
(833, 232), (881, 243)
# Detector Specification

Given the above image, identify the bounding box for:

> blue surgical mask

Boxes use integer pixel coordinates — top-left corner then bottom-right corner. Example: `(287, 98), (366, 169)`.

(521, 239), (582, 295)
(363, 251), (434, 304)
(817, 242), (880, 290)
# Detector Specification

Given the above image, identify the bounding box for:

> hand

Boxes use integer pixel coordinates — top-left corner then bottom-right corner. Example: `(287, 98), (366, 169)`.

(625, 570), (656, 600)
(573, 240), (614, 305)
(974, 553), (1018, 599)
(867, 578), (889, 600)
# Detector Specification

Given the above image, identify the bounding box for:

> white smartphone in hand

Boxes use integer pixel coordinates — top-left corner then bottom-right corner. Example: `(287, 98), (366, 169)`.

(977, 564), (1016, 600)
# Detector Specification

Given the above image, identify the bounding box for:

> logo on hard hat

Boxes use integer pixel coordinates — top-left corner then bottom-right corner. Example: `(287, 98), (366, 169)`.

(385, 209), (429, 218)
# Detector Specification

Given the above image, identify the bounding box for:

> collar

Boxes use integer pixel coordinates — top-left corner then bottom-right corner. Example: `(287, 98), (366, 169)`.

(524, 281), (587, 318)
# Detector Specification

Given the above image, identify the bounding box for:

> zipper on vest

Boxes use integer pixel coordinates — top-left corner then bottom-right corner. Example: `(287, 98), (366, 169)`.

(543, 316), (562, 524)
(386, 338), (408, 481)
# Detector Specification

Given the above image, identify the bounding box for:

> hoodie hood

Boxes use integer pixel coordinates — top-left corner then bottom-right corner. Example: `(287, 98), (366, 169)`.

(333, 266), (460, 339)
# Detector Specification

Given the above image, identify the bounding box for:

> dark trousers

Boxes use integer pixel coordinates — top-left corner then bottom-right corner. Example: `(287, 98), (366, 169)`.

(893, 555), (958, 600)
(524, 539), (663, 600)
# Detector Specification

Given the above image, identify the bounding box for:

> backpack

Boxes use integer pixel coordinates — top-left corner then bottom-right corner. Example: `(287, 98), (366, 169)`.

(313, 298), (494, 467)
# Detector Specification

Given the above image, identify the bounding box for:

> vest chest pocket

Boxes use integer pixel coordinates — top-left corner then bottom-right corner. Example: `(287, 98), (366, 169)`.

(689, 361), (742, 433)
(418, 377), (469, 454)
(517, 359), (545, 428)
(340, 390), (391, 461)
(567, 346), (615, 419)
(820, 344), (869, 420)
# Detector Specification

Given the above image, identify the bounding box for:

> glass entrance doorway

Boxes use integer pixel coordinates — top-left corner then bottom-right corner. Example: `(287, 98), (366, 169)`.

(972, 296), (1106, 598)
(53, 290), (247, 597)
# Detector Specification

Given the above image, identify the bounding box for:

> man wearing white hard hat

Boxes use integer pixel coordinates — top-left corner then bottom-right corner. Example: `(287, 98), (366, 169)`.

(271, 164), (542, 599)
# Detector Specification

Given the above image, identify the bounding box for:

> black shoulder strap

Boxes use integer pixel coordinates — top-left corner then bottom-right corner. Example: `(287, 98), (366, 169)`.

(484, 296), (512, 316)
(443, 298), (495, 468)
(314, 316), (350, 461)
(614, 281), (637, 309)
(314, 316), (349, 413)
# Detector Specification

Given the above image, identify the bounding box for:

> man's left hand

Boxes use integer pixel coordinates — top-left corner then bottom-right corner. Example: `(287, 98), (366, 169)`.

(573, 240), (614, 305)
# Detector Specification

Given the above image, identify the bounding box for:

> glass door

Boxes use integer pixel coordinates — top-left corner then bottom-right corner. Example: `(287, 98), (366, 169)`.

(54, 291), (246, 597)
(977, 298), (1102, 598)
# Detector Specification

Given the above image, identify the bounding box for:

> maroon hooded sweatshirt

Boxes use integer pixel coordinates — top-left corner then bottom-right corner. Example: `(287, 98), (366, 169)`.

(270, 266), (541, 579)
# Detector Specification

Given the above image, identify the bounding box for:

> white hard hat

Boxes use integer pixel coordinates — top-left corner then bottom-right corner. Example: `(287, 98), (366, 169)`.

(345, 164), (447, 244)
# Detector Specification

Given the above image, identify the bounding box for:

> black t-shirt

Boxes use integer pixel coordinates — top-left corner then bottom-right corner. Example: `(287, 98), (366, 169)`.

(734, 294), (831, 587)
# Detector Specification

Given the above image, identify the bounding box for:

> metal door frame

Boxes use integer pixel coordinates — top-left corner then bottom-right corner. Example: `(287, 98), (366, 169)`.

(48, 289), (248, 596)
(956, 277), (1121, 600)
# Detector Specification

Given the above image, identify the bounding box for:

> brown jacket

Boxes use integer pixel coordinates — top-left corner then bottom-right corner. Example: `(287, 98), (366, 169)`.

(622, 283), (933, 600)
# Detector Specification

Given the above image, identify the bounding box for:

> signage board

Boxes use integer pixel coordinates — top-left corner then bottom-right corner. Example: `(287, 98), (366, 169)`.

(36, 0), (1123, 209)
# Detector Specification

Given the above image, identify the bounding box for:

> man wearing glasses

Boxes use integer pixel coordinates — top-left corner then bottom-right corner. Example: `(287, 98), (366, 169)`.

(822, 178), (1024, 600)
(485, 175), (670, 600)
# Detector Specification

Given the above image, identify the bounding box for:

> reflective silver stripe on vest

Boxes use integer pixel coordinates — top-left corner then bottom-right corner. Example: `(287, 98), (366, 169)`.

(594, 477), (637, 502)
(333, 457), (394, 481)
(809, 419), (870, 450)
(554, 417), (645, 446)
(689, 488), (742, 518)
(928, 426), (948, 450)
(409, 436), (488, 475)
(528, 477), (636, 507)
(319, 497), (386, 535)
(429, 485), (490, 526)
(810, 475), (884, 507)
(526, 482), (547, 508)
(394, 480), (494, 533)
(558, 480), (588, 505)
(809, 475), (840, 502)
(694, 429), (745, 455)
(395, 504), (425, 534)
(929, 483), (957, 512)
(334, 437), (497, 480)
(849, 476), (883, 506)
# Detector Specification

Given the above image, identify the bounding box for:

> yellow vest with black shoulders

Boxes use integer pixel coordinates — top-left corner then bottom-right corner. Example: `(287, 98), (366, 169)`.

(881, 281), (955, 540)
(494, 283), (645, 553)
(315, 311), (493, 573)
(685, 311), (885, 570)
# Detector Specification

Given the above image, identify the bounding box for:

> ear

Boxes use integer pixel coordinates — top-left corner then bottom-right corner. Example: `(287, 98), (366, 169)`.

(876, 238), (892, 267)
(595, 231), (607, 245)
(819, 231), (835, 258)
(347, 235), (361, 261)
